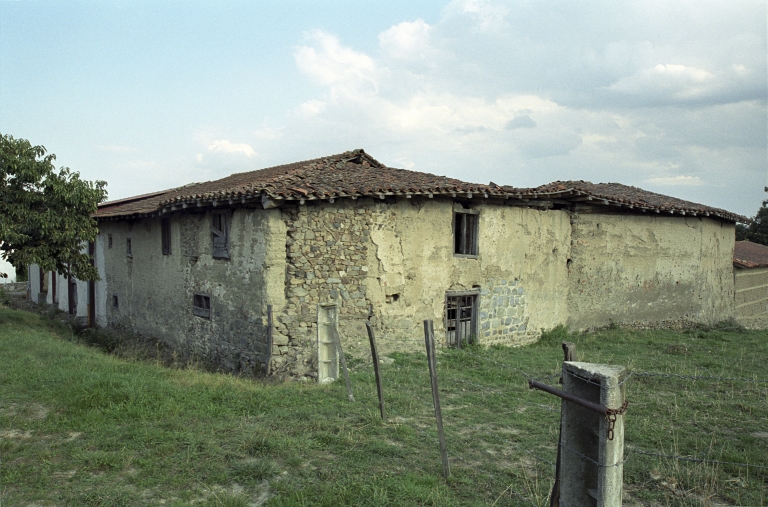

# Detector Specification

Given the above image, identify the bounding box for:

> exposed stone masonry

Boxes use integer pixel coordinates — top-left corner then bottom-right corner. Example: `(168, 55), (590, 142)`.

(271, 203), (373, 374)
(478, 279), (540, 346)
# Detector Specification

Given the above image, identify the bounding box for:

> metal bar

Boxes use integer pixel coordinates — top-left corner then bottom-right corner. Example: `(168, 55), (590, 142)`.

(528, 379), (608, 416)
(424, 319), (450, 478)
(366, 321), (386, 420)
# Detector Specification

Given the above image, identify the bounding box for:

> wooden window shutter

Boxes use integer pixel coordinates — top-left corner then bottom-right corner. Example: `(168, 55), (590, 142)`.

(211, 212), (231, 259)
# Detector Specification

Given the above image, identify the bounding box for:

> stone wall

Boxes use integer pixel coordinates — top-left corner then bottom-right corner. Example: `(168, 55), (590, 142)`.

(567, 212), (735, 329)
(479, 279), (537, 346)
(272, 202), (374, 374)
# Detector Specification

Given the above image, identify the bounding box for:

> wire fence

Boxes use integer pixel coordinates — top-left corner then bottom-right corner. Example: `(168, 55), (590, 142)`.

(347, 331), (768, 506)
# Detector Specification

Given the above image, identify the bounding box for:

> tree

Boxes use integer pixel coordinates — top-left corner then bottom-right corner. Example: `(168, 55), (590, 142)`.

(736, 186), (768, 245)
(0, 134), (107, 281)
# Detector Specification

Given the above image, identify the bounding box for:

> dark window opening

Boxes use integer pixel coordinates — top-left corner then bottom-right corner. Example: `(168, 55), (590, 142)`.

(446, 293), (478, 347)
(454, 211), (479, 256)
(161, 218), (171, 255)
(112, 294), (119, 308)
(126, 238), (132, 258)
(211, 212), (230, 259)
(386, 293), (400, 303)
(193, 293), (211, 319)
(108, 233), (113, 248)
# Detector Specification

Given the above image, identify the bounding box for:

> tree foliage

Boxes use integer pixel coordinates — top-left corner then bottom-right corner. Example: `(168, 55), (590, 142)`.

(736, 186), (768, 246)
(0, 134), (107, 281)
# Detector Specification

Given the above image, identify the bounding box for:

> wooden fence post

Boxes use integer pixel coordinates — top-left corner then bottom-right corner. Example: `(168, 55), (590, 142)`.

(424, 319), (450, 478)
(365, 321), (386, 420)
(333, 326), (355, 402)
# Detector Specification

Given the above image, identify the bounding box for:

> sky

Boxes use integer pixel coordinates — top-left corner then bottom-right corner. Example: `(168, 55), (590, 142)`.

(1, 0), (766, 220)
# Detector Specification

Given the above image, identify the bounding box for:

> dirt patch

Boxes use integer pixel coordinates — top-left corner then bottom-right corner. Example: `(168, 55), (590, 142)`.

(751, 431), (768, 439)
(0, 402), (50, 420)
(1, 429), (33, 439)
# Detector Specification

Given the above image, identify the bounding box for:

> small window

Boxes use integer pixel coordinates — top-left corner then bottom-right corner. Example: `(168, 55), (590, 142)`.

(112, 294), (119, 308)
(161, 218), (171, 255)
(454, 210), (479, 256)
(126, 237), (133, 258)
(193, 293), (211, 319)
(446, 292), (478, 347)
(211, 212), (230, 259)
(108, 233), (113, 248)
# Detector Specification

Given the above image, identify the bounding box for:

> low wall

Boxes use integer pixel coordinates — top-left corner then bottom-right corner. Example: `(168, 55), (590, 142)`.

(735, 266), (768, 329)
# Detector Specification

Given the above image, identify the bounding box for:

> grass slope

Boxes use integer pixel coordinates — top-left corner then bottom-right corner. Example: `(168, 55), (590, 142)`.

(0, 306), (766, 506)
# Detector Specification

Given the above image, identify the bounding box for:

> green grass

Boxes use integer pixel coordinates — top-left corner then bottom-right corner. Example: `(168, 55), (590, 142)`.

(0, 307), (766, 506)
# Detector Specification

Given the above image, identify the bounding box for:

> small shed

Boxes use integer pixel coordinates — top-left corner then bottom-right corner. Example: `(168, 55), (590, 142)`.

(733, 241), (768, 328)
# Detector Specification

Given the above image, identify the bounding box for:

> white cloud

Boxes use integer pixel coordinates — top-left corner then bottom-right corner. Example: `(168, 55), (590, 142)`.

(296, 99), (327, 118)
(207, 140), (256, 157)
(609, 63), (715, 99)
(294, 31), (380, 98)
(378, 20), (432, 60)
(446, 0), (510, 34)
(645, 175), (705, 186)
(282, 2), (765, 216)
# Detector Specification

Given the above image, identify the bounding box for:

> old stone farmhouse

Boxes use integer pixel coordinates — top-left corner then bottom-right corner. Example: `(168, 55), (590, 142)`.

(28, 149), (744, 377)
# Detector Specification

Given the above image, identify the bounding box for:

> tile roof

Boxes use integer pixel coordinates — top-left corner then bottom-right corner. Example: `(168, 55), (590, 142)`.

(95, 149), (747, 223)
(513, 181), (747, 223)
(734, 241), (768, 268)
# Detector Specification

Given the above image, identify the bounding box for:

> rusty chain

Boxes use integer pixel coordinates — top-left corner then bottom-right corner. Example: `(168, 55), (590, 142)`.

(605, 400), (629, 440)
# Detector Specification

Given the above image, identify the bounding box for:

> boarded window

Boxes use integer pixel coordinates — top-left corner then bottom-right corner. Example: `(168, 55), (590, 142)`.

(446, 292), (478, 347)
(211, 212), (231, 259)
(193, 293), (211, 319)
(454, 210), (479, 256)
(161, 218), (171, 255)
(126, 238), (132, 258)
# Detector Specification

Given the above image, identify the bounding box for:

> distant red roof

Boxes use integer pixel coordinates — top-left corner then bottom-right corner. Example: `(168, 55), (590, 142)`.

(95, 149), (747, 223)
(734, 241), (768, 268)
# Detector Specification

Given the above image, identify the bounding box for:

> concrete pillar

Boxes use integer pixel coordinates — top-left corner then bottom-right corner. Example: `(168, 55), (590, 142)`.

(560, 362), (627, 507)
(317, 303), (339, 383)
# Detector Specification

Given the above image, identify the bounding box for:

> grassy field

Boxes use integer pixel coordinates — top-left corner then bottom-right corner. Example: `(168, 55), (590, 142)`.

(0, 305), (766, 506)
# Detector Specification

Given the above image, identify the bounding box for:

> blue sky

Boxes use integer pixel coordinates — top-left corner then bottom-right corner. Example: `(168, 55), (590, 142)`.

(1, 0), (766, 218)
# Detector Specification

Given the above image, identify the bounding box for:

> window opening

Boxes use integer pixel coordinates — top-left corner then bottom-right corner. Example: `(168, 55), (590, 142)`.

(161, 218), (171, 255)
(211, 212), (230, 259)
(108, 233), (113, 248)
(454, 210), (479, 256)
(126, 238), (132, 258)
(193, 293), (211, 319)
(112, 294), (119, 308)
(446, 293), (478, 347)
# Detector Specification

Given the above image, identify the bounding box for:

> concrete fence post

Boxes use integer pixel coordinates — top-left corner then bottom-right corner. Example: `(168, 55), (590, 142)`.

(560, 362), (627, 507)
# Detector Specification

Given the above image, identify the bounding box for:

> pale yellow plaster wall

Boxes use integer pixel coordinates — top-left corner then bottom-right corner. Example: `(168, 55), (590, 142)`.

(567, 213), (735, 329)
(362, 197), (571, 351)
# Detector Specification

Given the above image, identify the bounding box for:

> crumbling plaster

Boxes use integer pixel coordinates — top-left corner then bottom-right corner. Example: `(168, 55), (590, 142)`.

(363, 198), (571, 350)
(273, 196), (572, 371)
(100, 207), (283, 373)
(567, 213), (735, 329)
